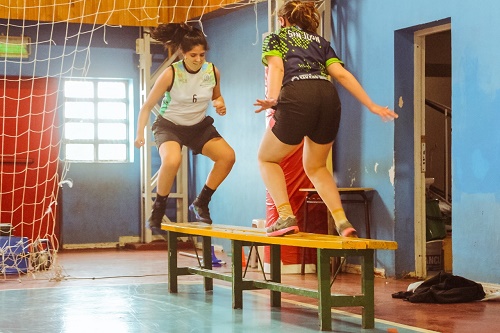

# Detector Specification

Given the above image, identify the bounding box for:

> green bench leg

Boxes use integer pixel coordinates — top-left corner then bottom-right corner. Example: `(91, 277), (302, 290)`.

(232, 240), (243, 309)
(361, 249), (375, 329)
(202, 236), (213, 291)
(167, 231), (178, 293)
(270, 244), (281, 307)
(317, 248), (332, 331)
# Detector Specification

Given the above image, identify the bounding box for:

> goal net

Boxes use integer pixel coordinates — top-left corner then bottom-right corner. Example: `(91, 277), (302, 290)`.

(0, 0), (258, 281)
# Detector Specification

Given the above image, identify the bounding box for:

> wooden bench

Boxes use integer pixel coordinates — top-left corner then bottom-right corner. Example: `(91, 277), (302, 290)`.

(161, 222), (397, 331)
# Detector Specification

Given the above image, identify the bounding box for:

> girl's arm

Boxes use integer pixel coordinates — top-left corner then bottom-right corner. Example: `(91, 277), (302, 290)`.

(254, 55), (284, 113)
(134, 67), (173, 148)
(327, 62), (398, 121)
(212, 66), (226, 116)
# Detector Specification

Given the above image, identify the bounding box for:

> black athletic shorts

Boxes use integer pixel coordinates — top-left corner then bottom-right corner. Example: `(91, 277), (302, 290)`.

(272, 79), (341, 145)
(152, 115), (221, 155)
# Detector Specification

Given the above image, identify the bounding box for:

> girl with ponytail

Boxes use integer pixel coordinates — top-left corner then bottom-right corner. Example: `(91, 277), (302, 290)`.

(135, 23), (235, 228)
(254, 1), (398, 237)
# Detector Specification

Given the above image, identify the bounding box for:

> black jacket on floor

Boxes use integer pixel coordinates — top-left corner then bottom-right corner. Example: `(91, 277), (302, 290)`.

(393, 271), (485, 303)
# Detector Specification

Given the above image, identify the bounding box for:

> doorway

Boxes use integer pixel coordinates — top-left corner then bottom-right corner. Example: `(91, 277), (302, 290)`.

(414, 25), (452, 277)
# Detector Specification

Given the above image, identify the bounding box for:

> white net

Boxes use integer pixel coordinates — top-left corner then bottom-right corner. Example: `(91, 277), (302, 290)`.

(0, 0), (259, 281)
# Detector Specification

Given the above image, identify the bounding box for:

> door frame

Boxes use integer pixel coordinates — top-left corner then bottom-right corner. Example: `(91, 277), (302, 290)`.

(413, 23), (451, 277)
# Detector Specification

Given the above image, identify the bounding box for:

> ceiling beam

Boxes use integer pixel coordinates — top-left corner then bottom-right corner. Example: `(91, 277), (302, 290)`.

(1, 0), (260, 27)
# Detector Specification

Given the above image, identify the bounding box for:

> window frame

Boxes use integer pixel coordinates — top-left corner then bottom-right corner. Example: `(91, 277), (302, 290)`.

(62, 78), (133, 163)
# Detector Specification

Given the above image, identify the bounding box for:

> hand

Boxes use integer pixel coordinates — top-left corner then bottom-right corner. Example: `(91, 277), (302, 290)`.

(370, 105), (399, 122)
(134, 134), (145, 148)
(213, 100), (226, 116)
(253, 98), (277, 113)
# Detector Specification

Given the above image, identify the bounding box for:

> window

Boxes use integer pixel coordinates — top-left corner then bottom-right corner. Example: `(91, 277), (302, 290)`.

(62, 79), (133, 162)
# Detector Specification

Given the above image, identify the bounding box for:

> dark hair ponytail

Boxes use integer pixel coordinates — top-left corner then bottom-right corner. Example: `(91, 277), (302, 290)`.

(150, 23), (209, 53)
(278, 1), (320, 34)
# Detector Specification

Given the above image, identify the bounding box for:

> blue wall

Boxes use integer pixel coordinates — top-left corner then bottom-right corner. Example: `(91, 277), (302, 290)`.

(4, 0), (500, 283)
(60, 28), (142, 245)
(329, 0), (500, 283)
(449, 4), (500, 283)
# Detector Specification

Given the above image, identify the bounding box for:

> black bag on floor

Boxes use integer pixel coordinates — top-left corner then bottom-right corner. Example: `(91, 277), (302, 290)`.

(407, 271), (485, 303)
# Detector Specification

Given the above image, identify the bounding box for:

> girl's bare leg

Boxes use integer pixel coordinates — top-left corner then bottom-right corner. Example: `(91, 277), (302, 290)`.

(303, 137), (357, 237)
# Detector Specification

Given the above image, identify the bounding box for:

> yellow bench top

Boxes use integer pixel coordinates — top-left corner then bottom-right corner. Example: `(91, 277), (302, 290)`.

(161, 223), (397, 251)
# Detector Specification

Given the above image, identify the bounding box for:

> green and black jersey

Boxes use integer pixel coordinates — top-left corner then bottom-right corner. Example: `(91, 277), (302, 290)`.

(262, 26), (343, 85)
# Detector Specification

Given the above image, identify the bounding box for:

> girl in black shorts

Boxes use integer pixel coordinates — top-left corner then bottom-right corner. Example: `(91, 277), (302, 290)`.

(254, 1), (398, 237)
(135, 23), (235, 228)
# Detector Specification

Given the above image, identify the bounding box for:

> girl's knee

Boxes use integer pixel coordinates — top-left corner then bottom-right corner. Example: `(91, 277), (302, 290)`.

(303, 163), (322, 178)
(224, 149), (236, 167)
(161, 156), (182, 170)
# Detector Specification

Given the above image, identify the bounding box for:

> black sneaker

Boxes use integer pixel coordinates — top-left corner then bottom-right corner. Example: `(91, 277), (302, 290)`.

(148, 201), (166, 229)
(189, 202), (212, 224)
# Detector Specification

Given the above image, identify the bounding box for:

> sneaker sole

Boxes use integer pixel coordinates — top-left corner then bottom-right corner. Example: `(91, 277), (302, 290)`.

(266, 226), (299, 237)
